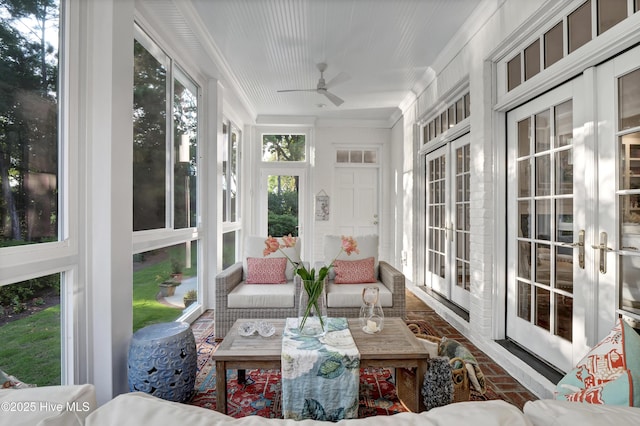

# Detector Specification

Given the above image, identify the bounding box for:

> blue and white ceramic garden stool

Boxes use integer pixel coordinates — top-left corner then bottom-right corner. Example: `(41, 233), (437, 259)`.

(127, 321), (196, 402)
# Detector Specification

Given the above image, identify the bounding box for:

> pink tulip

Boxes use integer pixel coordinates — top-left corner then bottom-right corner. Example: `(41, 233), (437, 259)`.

(281, 234), (297, 248)
(341, 236), (359, 255)
(263, 236), (280, 256)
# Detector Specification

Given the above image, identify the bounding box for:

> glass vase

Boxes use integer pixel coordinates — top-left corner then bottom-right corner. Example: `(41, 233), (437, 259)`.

(298, 279), (328, 337)
(359, 286), (384, 333)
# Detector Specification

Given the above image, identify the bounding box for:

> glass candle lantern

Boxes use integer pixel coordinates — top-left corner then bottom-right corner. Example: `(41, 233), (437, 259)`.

(359, 286), (384, 333)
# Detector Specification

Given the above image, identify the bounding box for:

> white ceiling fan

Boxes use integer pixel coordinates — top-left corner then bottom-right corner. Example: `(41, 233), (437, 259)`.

(278, 63), (348, 107)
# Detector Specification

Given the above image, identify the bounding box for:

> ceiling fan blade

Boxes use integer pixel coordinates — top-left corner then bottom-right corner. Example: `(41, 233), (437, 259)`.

(277, 89), (316, 93)
(326, 71), (350, 88)
(322, 90), (344, 107)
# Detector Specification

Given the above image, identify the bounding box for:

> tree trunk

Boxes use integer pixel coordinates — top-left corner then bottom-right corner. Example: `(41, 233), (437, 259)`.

(0, 150), (21, 240)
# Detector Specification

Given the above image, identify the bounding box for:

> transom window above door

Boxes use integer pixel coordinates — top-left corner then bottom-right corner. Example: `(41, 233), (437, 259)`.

(336, 149), (378, 164)
(262, 134), (306, 162)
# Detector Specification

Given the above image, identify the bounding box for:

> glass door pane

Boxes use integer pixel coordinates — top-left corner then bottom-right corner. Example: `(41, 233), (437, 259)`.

(454, 144), (471, 292)
(527, 101), (575, 341)
(618, 68), (640, 319)
(427, 154), (446, 281)
(267, 175), (299, 237)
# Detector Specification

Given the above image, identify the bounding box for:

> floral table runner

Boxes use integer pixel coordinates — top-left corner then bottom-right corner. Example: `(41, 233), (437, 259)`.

(281, 317), (360, 420)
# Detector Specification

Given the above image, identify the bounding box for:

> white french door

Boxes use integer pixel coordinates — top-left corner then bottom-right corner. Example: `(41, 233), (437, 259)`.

(594, 45), (640, 335)
(507, 79), (586, 373)
(506, 44), (640, 372)
(424, 134), (471, 311)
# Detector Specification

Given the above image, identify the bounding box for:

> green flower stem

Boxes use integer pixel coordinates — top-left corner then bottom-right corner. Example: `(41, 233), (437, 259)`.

(300, 279), (325, 330)
(276, 244), (350, 332)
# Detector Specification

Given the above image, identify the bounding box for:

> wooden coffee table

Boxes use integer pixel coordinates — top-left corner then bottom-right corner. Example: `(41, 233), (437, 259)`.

(213, 317), (429, 414)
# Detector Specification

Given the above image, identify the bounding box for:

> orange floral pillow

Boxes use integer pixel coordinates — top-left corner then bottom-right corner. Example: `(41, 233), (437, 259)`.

(334, 257), (376, 284)
(245, 257), (287, 284)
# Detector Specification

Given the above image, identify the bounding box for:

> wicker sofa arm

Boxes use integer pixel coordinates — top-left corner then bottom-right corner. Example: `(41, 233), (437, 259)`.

(215, 261), (243, 298)
(379, 260), (406, 312)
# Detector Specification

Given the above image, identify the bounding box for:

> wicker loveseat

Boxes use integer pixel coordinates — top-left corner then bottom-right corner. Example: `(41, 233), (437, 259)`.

(215, 234), (406, 339)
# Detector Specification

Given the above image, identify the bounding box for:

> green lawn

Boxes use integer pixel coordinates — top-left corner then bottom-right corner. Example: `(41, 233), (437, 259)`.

(0, 255), (191, 386)
(0, 306), (61, 386)
(132, 258), (183, 332)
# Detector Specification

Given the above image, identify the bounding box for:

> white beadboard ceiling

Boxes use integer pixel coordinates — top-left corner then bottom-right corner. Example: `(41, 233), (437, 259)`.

(145, 0), (485, 124)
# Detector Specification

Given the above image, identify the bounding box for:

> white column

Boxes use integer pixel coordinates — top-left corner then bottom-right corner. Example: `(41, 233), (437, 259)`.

(81, 0), (134, 405)
(206, 80), (223, 308)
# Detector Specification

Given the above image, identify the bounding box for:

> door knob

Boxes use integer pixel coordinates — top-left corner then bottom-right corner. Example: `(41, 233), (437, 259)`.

(558, 229), (584, 269)
(590, 231), (613, 274)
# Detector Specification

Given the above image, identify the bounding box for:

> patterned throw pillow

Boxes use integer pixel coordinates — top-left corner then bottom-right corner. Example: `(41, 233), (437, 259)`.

(334, 257), (376, 284)
(245, 257), (287, 284)
(555, 318), (640, 406)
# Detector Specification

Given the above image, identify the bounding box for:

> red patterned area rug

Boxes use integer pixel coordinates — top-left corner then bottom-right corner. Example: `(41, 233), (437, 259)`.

(189, 363), (408, 418)
(188, 322), (500, 418)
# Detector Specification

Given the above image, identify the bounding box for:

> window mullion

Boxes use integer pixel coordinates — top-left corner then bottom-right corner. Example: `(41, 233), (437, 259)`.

(167, 61), (175, 230)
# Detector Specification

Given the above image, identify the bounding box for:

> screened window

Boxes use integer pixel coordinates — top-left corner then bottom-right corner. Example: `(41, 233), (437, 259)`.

(0, 2), (60, 244)
(262, 134), (305, 162)
(0, 274), (62, 386)
(133, 33), (199, 232)
(223, 121), (240, 223)
(173, 69), (198, 229)
(222, 119), (241, 268)
(0, 0), (64, 387)
(132, 242), (198, 332)
(222, 230), (238, 269)
(133, 38), (168, 231)
(132, 27), (202, 327)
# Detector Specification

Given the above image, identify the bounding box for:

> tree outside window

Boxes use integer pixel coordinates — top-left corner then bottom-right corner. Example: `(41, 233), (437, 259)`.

(0, 0), (59, 244)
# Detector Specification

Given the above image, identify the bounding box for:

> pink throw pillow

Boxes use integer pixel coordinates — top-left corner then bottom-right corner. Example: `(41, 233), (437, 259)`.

(334, 257), (376, 284)
(246, 257), (287, 284)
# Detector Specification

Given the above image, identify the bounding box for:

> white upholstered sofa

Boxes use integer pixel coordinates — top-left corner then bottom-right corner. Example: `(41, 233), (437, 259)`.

(215, 234), (406, 338)
(4, 384), (640, 426)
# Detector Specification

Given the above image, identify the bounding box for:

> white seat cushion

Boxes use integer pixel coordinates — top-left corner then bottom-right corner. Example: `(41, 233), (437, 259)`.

(326, 281), (393, 308)
(227, 281), (296, 308)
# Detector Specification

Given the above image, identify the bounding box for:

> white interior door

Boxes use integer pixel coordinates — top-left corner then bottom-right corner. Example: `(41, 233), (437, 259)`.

(506, 78), (588, 373)
(424, 136), (471, 310)
(334, 168), (379, 236)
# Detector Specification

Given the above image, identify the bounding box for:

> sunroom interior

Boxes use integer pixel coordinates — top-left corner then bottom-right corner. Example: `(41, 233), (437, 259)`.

(2, 0), (640, 407)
